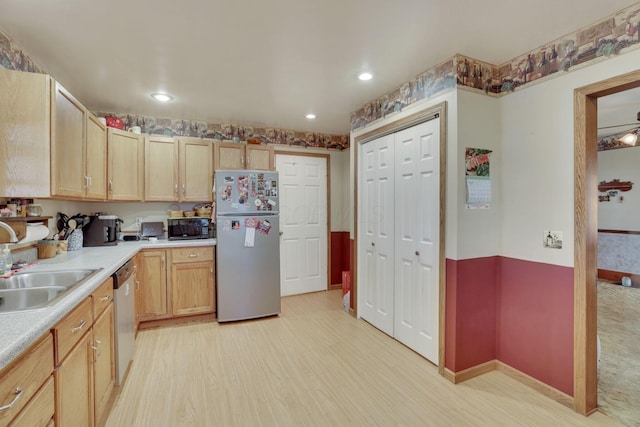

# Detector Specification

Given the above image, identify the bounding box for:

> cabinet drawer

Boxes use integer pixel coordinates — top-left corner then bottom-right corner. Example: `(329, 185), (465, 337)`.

(92, 276), (114, 318)
(0, 334), (53, 426)
(172, 247), (213, 263)
(52, 297), (93, 365)
(9, 375), (54, 427)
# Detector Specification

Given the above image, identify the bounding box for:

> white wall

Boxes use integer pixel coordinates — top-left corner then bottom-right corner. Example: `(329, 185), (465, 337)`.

(598, 146), (640, 230)
(455, 90), (502, 260)
(500, 48), (640, 267)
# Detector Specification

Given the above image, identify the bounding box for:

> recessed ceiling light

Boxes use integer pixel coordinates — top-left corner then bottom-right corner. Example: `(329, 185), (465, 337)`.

(358, 72), (373, 81)
(151, 93), (173, 102)
(306, 113), (316, 119)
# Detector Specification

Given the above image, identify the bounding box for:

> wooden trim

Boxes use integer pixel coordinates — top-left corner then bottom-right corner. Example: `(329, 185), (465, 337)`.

(597, 269), (640, 286)
(444, 360), (496, 384)
(138, 313), (216, 330)
(274, 150), (332, 290)
(598, 229), (640, 235)
(496, 361), (575, 410)
(353, 102), (447, 374)
(573, 68), (640, 415)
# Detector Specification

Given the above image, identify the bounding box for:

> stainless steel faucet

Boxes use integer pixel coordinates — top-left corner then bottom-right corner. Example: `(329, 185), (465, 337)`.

(0, 221), (18, 243)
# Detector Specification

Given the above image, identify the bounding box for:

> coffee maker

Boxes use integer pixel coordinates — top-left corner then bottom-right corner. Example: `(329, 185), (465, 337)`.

(83, 214), (121, 247)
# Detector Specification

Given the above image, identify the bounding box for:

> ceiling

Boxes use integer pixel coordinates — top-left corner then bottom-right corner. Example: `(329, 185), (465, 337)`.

(0, 0), (638, 135)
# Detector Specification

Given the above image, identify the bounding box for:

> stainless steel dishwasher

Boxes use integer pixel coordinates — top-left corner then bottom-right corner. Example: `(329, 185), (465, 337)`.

(113, 259), (136, 386)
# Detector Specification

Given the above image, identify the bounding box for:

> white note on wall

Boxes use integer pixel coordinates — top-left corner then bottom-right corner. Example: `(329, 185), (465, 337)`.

(466, 177), (491, 209)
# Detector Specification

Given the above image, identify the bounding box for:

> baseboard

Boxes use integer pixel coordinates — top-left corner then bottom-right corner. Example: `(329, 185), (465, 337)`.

(495, 361), (574, 409)
(138, 313), (216, 330)
(597, 268), (640, 287)
(443, 360), (497, 384)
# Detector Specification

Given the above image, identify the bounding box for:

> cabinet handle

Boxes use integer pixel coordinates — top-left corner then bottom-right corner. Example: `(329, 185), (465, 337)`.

(95, 339), (102, 345)
(71, 319), (87, 333)
(241, 156), (245, 167)
(0, 388), (23, 412)
(84, 175), (90, 190)
(188, 253), (199, 258)
(88, 176), (92, 189)
(182, 185), (186, 196)
(136, 279), (140, 291)
(175, 184), (179, 197)
(99, 294), (111, 302)
(108, 180), (113, 192)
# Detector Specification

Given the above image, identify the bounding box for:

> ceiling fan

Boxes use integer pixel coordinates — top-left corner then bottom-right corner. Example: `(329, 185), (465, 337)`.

(598, 111), (640, 145)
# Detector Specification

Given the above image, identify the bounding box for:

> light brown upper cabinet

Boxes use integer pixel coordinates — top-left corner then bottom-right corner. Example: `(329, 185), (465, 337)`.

(213, 141), (274, 171)
(0, 69), (51, 198)
(145, 137), (213, 202)
(51, 82), (107, 199)
(179, 138), (213, 202)
(107, 128), (144, 201)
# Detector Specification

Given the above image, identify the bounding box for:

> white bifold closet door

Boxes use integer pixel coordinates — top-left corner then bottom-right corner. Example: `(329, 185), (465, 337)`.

(360, 133), (395, 336)
(359, 117), (440, 364)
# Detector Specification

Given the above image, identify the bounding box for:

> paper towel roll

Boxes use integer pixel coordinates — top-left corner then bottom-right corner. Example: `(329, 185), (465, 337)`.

(20, 224), (51, 243)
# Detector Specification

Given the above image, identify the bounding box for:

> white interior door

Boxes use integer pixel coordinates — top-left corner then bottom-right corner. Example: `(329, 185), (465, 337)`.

(359, 134), (395, 336)
(393, 119), (440, 364)
(276, 154), (328, 296)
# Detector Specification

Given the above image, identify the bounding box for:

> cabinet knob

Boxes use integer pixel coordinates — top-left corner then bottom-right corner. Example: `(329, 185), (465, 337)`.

(371, 242), (375, 247)
(415, 251), (420, 256)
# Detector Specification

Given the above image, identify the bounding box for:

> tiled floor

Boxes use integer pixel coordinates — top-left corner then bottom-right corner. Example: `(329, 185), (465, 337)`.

(598, 280), (640, 427)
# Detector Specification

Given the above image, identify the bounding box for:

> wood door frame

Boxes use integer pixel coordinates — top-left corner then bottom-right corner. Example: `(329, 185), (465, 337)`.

(353, 102), (447, 374)
(274, 150), (332, 290)
(574, 68), (640, 415)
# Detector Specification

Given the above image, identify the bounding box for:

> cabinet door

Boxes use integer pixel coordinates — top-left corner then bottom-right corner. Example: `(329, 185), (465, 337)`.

(214, 141), (244, 169)
(171, 259), (215, 316)
(93, 304), (115, 426)
(107, 128), (144, 200)
(133, 253), (141, 331)
(0, 69), (51, 198)
(180, 139), (213, 202)
(139, 250), (169, 321)
(145, 136), (179, 201)
(55, 332), (94, 427)
(51, 82), (87, 198)
(85, 114), (107, 200)
(246, 144), (274, 170)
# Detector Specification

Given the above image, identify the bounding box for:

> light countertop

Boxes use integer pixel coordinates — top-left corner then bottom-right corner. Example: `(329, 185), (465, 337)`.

(0, 238), (216, 371)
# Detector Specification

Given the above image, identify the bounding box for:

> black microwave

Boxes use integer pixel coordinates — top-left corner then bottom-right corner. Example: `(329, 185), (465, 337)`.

(167, 218), (210, 240)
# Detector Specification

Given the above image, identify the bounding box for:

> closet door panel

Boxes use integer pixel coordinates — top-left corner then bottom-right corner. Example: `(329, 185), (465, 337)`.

(394, 119), (440, 364)
(359, 134), (394, 336)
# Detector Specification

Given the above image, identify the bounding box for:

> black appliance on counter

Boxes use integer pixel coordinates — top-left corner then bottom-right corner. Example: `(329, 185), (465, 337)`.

(167, 217), (210, 240)
(83, 214), (121, 246)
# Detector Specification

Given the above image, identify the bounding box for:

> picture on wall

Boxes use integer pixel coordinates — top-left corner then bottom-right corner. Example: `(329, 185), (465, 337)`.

(465, 147), (492, 209)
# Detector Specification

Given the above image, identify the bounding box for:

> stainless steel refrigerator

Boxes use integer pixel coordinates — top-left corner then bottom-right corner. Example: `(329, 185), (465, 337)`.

(215, 170), (281, 322)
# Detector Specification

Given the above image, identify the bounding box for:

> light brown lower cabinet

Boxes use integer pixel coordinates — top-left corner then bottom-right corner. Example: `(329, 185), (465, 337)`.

(171, 247), (216, 317)
(93, 304), (115, 426)
(53, 277), (116, 427)
(54, 332), (94, 427)
(138, 246), (216, 323)
(0, 334), (54, 427)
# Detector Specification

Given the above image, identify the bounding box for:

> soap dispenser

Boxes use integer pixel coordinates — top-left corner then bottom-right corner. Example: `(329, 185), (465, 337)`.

(2, 244), (13, 271)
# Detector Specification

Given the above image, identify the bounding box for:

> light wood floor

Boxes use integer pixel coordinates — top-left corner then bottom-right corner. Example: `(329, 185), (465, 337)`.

(106, 290), (621, 427)
(598, 280), (640, 426)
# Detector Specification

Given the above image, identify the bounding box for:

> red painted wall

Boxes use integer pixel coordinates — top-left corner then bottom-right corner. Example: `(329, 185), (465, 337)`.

(445, 257), (498, 372)
(330, 232), (351, 285)
(497, 257), (574, 395)
(445, 256), (574, 396)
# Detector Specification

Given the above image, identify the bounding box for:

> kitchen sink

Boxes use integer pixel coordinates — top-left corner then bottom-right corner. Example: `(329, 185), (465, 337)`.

(0, 268), (102, 313)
